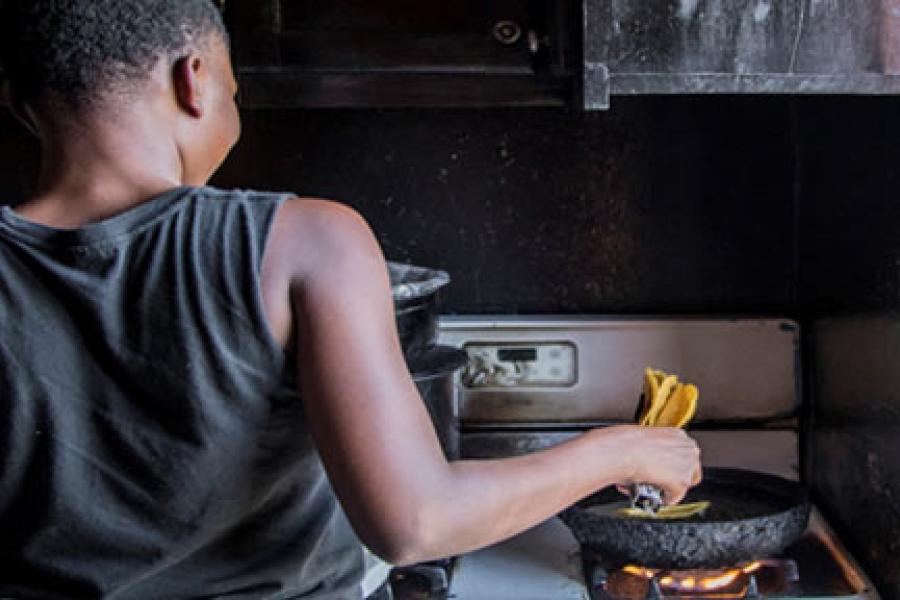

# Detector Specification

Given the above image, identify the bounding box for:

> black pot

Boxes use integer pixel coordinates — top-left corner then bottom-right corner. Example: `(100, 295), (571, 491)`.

(388, 262), (450, 361)
(407, 345), (468, 461)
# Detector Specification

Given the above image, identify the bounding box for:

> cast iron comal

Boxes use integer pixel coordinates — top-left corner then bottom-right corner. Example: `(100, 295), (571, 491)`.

(559, 467), (810, 569)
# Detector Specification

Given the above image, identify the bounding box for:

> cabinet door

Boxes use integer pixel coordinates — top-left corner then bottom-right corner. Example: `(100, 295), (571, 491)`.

(602, 0), (900, 96)
(225, 0), (572, 107)
(275, 1), (539, 73)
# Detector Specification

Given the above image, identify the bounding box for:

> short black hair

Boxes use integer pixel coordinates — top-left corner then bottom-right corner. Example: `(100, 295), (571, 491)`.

(0, 0), (228, 109)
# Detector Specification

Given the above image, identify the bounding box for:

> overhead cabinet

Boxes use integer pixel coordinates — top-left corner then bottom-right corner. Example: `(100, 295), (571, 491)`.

(225, 0), (573, 108)
(585, 0), (900, 108)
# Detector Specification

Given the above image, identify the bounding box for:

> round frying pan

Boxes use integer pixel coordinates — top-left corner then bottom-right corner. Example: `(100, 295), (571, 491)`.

(558, 468), (810, 569)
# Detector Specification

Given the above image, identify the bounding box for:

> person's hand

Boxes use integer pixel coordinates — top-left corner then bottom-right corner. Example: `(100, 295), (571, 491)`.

(593, 425), (702, 505)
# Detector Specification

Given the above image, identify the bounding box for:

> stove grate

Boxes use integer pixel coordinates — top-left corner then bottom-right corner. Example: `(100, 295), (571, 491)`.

(582, 550), (802, 600)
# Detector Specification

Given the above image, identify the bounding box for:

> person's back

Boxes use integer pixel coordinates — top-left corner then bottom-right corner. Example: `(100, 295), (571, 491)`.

(0, 187), (362, 597)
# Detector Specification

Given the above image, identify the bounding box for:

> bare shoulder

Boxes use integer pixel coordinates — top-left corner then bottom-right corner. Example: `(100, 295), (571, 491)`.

(260, 196), (387, 345)
(273, 196), (371, 244)
(267, 196), (385, 286)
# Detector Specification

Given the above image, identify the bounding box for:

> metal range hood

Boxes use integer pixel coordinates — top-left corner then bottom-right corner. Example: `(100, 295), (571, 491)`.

(584, 0), (900, 109)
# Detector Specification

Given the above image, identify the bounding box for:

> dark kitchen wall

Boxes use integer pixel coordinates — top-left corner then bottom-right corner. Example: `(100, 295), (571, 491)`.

(797, 97), (900, 599)
(212, 97), (797, 314)
(0, 113), (40, 201)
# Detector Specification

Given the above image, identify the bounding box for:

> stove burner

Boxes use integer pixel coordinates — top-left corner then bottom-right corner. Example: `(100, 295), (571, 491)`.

(582, 549), (801, 600)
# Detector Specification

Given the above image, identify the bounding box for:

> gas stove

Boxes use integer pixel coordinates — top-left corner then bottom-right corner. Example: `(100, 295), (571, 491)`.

(447, 507), (874, 600)
(382, 317), (879, 600)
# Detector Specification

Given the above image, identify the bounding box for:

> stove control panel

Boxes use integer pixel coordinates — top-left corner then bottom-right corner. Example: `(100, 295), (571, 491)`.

(440, 318), (800, 422)
(461, 342), (577, 388)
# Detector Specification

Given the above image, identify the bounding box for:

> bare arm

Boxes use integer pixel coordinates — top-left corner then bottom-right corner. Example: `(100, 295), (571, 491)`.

(264, 198), (701, 566)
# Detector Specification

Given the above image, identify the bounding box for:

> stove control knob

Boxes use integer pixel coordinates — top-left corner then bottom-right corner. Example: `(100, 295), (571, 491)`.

(465, 367), (490, 387)
(491, 363), (525, 387)
(462, 353), (494, 387)
(463, 356), (526, 388)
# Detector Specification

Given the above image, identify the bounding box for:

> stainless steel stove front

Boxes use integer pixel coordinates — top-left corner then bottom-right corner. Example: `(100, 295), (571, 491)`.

(434, 317), (879, 600)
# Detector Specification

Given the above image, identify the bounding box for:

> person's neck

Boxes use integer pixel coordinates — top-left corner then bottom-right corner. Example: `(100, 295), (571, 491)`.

(16, 105), (186, 229)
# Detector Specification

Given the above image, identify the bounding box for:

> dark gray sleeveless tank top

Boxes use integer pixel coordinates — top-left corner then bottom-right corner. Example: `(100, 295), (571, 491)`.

(0, 187), (364, 599)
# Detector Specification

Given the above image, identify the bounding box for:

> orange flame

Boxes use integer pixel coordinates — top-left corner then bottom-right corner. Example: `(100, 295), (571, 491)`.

(698, 571), (739, 590)
(742, 561), (763, 574)
(619, 561), (764, 593)
(622, 565), (655, 578)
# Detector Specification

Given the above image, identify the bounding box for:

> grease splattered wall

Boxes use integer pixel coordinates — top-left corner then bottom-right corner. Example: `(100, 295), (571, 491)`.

(213, 97), (797, 314)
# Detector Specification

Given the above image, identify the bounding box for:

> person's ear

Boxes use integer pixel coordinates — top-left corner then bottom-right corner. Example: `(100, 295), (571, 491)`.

(172, 53), (206, 118)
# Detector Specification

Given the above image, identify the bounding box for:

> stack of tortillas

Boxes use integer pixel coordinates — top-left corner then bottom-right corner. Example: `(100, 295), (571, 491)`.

(616, 368), (709, 520)
(638, 368), (699, 428)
